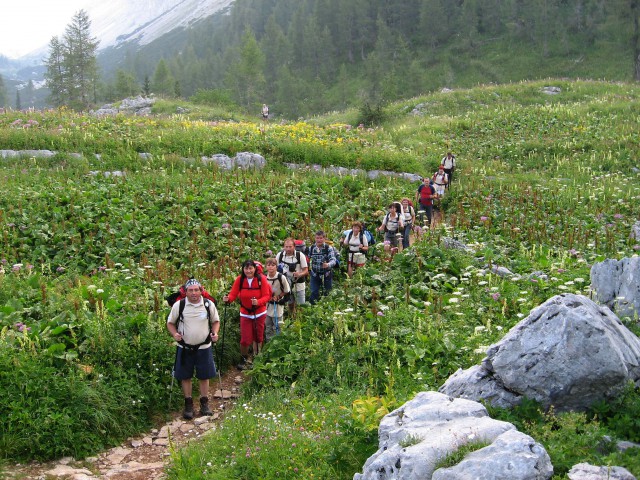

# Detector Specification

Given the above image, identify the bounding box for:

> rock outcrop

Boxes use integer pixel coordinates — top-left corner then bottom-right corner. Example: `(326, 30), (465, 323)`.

(591, 257), (640, 320)
(353, 391), (552, 480)
(440, 294), (640, 411)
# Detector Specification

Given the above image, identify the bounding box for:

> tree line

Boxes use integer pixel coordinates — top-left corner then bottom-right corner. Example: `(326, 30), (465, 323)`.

(39, 0), (640, 116)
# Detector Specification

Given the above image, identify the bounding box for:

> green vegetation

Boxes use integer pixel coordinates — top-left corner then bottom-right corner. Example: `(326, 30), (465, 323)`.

(0, 80), (639, 479)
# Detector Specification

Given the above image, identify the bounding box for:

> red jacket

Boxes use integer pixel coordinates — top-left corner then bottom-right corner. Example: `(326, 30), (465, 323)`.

(227, 274), (272, 316)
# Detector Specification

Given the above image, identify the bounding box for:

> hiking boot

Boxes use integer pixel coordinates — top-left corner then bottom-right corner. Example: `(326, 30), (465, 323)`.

(236, 356), (248, 370)
(199, 396), (212, 416)
(183, 397), (194, 420)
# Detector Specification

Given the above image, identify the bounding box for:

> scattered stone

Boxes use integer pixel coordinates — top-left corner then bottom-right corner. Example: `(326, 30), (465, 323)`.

(617, 440), (640, 452)
(138, 152), (153, 160)
(130, 439), (143, 448)
(201, 153), (233, 169)
(591, 257), (640, 319)
(153, 438), (170, 447)
(157, 426), (170, 438)
(59, 457), (74, 465)
(102, 461), (165, 478)
(45, 465), (95, 478)
(105, 447), (131, 464)
(91, 96), (155, 117)
(568, 463), (636, 480)
(142, 436), (154, 446)
(213, 389), (233, 399)
(630, 221), (640, 241)
(198, 422), (214, 431)
(179, 423), (194, 433)
(234, 375), (243, 384)
(440, 294), (640, 411)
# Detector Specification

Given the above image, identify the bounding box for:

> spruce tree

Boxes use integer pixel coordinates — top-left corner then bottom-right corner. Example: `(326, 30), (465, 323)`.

(44, 10), (99, 109)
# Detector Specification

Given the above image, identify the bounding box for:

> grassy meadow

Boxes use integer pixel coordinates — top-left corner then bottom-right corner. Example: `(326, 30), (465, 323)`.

(0, 79), (639, 479)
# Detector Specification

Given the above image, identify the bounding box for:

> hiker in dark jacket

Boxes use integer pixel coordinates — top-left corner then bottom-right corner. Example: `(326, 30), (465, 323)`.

(309, 230), (337, 304)
(167, 278), (219, 419)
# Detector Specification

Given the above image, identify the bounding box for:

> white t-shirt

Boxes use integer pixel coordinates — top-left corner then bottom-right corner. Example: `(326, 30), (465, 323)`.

(276, 251), (308, 292)
(167, 298), (219, 349)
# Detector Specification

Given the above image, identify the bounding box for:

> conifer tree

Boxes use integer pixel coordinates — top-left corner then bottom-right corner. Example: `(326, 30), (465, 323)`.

(44, 10), (99, 109)
(15, 90), (21, 110)
(152, 59), (175, 96)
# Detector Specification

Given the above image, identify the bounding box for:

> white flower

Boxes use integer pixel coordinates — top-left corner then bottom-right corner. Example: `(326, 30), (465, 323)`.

(343, 308), (354, 313)
(424, 301), (432, 306)
(448, 298), (459, 303)
(574, 278), (585, 283)
(558, 285), (569, 290)
(96, 289), (104, 294)
(478, 281), (488, 286)
(369, 332), (378, 337)
(516, 313), (525, 318)
(474, 326), (486, 334)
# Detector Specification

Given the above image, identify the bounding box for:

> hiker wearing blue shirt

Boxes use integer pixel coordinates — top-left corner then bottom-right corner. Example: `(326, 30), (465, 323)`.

(309, 230), (337, 304)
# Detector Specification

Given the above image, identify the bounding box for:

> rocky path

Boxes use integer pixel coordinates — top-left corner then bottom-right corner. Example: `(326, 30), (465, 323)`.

(5, 371), (245, 480)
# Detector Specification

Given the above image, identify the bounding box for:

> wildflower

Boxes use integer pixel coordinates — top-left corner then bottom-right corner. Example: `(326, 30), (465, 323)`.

(221, 223), (231, 229)
(56, 266), (65, 272)
(96, 289), (104, 294)
(491, 292), (501, 301)
(480, 216), (489, 221)
(377, 311), (384, 317)
(369, 332), (378, 337)
(614, 213), (624, 219)
(12, 264), (22, 272)
(448, 298), (459, 303)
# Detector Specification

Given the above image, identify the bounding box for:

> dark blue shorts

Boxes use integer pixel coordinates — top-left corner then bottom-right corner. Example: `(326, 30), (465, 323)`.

(173, 346), (216, 380)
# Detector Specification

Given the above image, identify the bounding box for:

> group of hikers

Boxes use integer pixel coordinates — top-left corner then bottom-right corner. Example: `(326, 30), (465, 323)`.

(166, 152), (457, 419)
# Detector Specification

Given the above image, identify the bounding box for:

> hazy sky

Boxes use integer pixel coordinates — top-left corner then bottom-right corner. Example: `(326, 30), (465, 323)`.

(1, 1), (89, 58)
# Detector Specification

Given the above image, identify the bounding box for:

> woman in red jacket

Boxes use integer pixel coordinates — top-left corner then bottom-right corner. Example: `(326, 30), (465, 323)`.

(223, 260), (272, 370)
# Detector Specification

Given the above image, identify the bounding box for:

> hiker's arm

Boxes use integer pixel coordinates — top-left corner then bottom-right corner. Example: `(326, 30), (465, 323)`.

(326, 248), (337, 269)
(224, 276), (241, 302)
(411, 208), (416, 224)
(294, 257), (308, 279)
(166, 310), (182, 341)
(209, 304), (220, 340)
(361, 236), (369, 251)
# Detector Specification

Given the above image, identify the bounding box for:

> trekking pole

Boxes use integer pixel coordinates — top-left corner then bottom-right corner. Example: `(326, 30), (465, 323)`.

(168, 347), (178, 409)
(213, 341), (225, 403)
(273, 301), (280, 335)
(217, 303), (228, 374)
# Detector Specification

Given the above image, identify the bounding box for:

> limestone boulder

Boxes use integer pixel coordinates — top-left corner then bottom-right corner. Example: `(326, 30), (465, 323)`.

(353, 391), (551, 480)
(440, 294), (640, 411)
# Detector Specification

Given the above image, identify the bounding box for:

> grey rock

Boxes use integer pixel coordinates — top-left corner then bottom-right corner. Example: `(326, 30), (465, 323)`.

(631, 221), (640, 241)
(617, 440), (640, 452)
(0, 150), (19, 158)
(202, 154), (233, 169)
(432, 429), (553, 480)
(529, 271), (549, 281)
(568, 463), (636, 480)
(397, 172), (423, 183)
(442, 237), (468, 252)
(543, 86), (562, 95)
(591, 257), (640, 319)
(489, 265), (514, 277)
(138, 152), (153, 160)
(440, 294), (640, 411)
(234, 152), (266, 169)
(353, 391), (550, 480)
